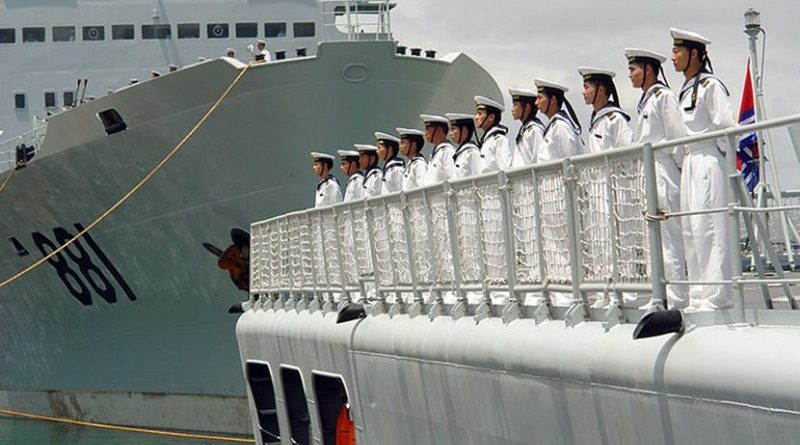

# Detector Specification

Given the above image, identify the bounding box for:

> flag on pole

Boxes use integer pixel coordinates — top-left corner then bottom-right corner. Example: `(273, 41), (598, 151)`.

(738, 58), (760, 192)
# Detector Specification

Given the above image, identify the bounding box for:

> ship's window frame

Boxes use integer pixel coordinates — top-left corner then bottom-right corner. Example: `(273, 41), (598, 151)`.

(63, 91), (75, 107)
(142, 24), (171, 40)
(52, 26), (76, 42)
(0, 28), (15, 44)
(82, 25), (105, 41)
(312, 372), (352, 445)
(235, 22), (258, 38)
(14, 92), (26, 110)
(207, 23), (229, 39)
(246, 361), (282, 445)
(97, 108), (127, 135)
(22, 27), (45, 43)
(112, 24), (135, 40)
(265, 22), (287, 39)
(44, 91), (57, 108)
(177, 23), (200, 39)
(293, 22), (316, 38)
(280, 365), (312, 445)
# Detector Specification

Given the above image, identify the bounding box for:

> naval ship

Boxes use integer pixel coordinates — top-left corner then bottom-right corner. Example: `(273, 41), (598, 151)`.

(0, 0), (502, 435)
(236, 15), (800, 445)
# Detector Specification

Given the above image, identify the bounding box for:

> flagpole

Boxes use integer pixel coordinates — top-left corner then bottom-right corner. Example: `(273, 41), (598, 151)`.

(745, 9), (800, 270)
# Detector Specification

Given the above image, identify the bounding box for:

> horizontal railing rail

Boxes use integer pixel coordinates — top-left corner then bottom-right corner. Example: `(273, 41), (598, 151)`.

(0, 123), (47, 173)
(250, 113), (800, 323)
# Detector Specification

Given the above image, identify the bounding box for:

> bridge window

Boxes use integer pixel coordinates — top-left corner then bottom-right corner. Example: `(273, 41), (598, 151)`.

(142, 24), (171, 40)
(236, 22), (258, 38)
(313, 374), (351, 445)
(0, 28), (14, 44)
(112, 24), (134, 40)
(63, 91), (75, 107)
(246, 362), (282, 445)
(52, 26), (76, 42)
(207, 23), (229, 39)
(177, 23), (200, 39)
(293, 22), (315, 38)
(281, 367), (311, 445)
(265, 23), (286, 38)
(14, 93), (26, 110)
(44, 92), (56, 108)
(22, 27), (45, 43)
(83, 26), (105, 41)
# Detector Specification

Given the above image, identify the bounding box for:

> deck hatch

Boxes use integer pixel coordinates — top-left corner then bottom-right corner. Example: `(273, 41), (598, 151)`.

(97, 109), (127, 135)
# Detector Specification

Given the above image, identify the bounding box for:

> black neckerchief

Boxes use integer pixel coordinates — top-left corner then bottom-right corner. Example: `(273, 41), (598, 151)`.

(679, 72), (729, 111)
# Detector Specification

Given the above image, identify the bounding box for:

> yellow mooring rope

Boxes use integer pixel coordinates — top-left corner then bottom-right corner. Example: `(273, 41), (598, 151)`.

(0, 408), (255, 443)
(0, 62), (252, 290)
(0, 161), (23, 197)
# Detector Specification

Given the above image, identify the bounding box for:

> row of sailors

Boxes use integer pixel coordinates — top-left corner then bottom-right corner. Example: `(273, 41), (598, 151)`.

(311, 28), (735, 312)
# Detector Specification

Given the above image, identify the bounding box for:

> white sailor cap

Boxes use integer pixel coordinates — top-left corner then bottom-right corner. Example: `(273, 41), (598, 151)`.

(670, 28), (711, 48)
(577, 67), (616, 82)
(624, 48), (667, 65)
(445, 113), (476, 125)
(534, 78), (569, 94)
(508, 88), (537, 101)
(420, 114), (449, 126)
(396, 128), (425, 138)
(168, 64), (178, 70)
(310, 152), (335, 162)
(225, 47), (235, 53)
(474, 95), (505, 113)
(354, 144), (378, 153)
(337, 149), (360, 159)
(257, 39), (267, 45)
(151, 70), (161, 76)
(374, 132), (400, 145)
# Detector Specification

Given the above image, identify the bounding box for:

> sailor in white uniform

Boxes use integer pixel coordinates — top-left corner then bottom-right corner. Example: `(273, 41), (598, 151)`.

(508, 88), (545, 167)
(356, 144), (382, 198)
(420, 114), (456, 185)
(474, 96), (513, 173)
(397, 128), (428, 191)
(578, 67), (633, 153)
(671, 28), (734, 311)
(534, 78), (585, 162)
(311, 152), (342, 208)
(375, 132), (405, 195)
(250, 39), (271, 62)
(445, 113), (482, 180)
(338, 149), (364, 202)
(625, 48), (689, 309)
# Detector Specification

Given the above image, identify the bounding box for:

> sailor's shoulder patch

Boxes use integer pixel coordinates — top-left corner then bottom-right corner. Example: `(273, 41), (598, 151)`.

(654, 88), (663, 98)
(608, 113), (617, 122)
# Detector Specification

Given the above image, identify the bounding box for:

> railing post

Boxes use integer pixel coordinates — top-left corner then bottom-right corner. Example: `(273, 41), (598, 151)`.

(471, 179), (491, 311)
(400, 193), (424, 314)
(604, 154), (621, 303)
(422, 189), (444, 309)
(498, 171), (521, 322)
(444, 181), (467, 318)
(530, 167), (552, 321)
(363, 199), (385, 313)
(331, 206), (351, 310)
(727, 132), (746, 321)
(642, 143), (668, 309)
(563, 159), (589, 325)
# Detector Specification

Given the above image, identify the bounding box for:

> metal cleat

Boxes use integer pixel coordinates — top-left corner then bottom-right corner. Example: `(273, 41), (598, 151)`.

(565, 301), (590, 327)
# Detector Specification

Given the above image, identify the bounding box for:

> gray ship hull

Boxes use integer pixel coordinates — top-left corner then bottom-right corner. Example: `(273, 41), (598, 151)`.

(0, 40), (501, 434)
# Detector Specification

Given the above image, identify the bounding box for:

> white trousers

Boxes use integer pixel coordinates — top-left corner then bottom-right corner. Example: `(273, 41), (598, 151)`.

(680, 145), (732, 310)
(655, 156), (689, 309)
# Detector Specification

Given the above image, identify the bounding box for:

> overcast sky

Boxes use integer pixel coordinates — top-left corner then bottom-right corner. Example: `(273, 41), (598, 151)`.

(392, 0), (800, 188)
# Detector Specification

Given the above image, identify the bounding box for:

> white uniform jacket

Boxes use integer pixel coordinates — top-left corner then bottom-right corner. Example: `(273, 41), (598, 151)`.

(586, 106), (633, 153)
(479, 125), (513, 173)
(381, 157), (405, 195)
(510, 118), (545, 167)
(451, 142), (482, 180)
(538, 112), (585, 162)
(314, 176), (342, 208)
(362, 168), (382, 198)
(403, 155), (428, 191)
(678, 73), (735, 310)
(425, 141), (456, 186)
(343, 172), (365, 202)
(635, 83), (686, 167)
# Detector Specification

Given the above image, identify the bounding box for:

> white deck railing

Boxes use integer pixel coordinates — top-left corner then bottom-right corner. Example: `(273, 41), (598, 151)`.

(0, 122), (47, 173)
(250, 114), (800, 322)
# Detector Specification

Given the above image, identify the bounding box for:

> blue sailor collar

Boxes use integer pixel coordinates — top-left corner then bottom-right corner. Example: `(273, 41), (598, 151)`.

(484, 124), (508, 139)
(432, 141), (454, 158)
(637, 82), (669, 114)
(382, 157), (405, 172)
(590, 105), (631, 131)
(347, 171), (364, 183)
(453, 142), (479, 161)
(679, 73), (729, 102)
(365, 167), (382, 180)
(409, 154), (427, 165)
(316, 175), (339, 191)
(517, 117), (545, 143)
